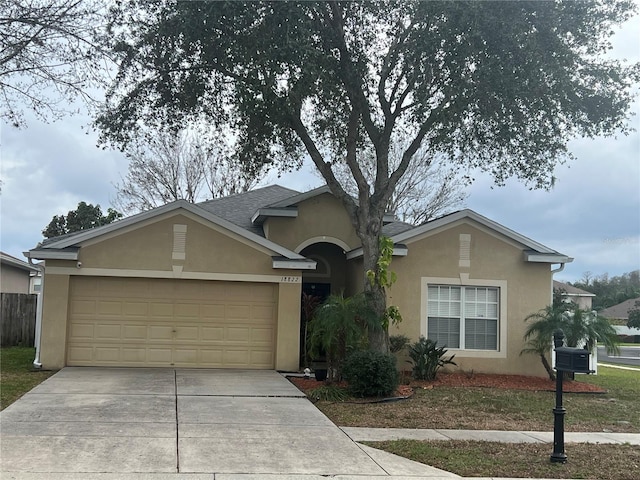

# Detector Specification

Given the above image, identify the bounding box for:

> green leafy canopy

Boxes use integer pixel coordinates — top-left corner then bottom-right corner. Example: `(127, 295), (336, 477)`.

(97, 0), (639, 191)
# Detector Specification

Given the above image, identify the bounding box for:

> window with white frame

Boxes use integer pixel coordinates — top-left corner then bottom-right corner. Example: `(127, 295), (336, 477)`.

(427, 285), (499, 350)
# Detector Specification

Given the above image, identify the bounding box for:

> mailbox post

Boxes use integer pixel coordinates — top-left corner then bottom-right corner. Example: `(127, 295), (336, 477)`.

(550, 329), (593, 463)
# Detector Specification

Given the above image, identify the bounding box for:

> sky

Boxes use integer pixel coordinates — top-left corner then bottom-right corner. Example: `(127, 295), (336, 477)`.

(1, 11), (639, 285)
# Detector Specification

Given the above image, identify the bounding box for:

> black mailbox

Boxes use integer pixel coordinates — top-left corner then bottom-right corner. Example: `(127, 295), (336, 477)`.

(555, 346), (592, 373)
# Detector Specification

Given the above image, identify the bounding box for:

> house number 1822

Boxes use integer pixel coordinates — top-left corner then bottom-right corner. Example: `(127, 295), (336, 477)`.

(280, 276), (301, 283)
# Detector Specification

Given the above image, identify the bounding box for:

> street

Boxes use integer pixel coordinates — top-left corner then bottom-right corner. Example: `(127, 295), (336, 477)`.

(597, 345), (640, 367)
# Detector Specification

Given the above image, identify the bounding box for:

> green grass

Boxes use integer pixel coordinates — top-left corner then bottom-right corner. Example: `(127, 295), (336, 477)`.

(364, 440), (640, 480)
(0, 347), (55, 410)
(316, 366), (640, 432)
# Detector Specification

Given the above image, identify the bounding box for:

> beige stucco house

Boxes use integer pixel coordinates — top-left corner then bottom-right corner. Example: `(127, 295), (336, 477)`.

(1, 252), (39, 294)
(553, 280), (595, 310)
(26, 185), (572, 376)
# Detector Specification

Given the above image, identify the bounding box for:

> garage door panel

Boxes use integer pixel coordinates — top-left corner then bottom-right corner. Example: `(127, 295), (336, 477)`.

(95, 347), (120, 362)
(175, 303), (199, 317)
(201, 326), (224, 341)
(224, 349), (250, 365)
(227, 305), (250, 319)
(251, 327), (274, 344)
(122, 325), (147, 339)
(226, 326), (250, 343)
(199, 348), (224, 364)
(201, 304), (226, 319)
(252, 304), (275, 320)
(97, 301), (122, 315)
(69, 323), (94, 340)
(71, 300), (96, 315)
(123, 302), (148, 316)
(149, 325), (174, 340)
(173, 348), (198, 365)
(67, 277), (277, 368)
(251, 350), (274, 367)
(67, 346), (93, 363)
(121, 347), (146, 363)
(150, 303), (174, 317)
(175, 326), (199, 341)
(147, 348), (173, 363)
(95, 324), (121, 340)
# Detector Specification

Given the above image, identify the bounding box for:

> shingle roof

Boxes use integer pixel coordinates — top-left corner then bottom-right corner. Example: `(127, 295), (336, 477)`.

(599, 297), (640, 320)
(381, 221), (415, 236)
(553, 280), (595, 297)
(197, 185), (300, 236)
(1, 251), (39, 272)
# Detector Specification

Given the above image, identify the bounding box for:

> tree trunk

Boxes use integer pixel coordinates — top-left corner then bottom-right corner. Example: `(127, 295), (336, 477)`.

(540, 354), (556, 381)
(359, 222), (389, 354)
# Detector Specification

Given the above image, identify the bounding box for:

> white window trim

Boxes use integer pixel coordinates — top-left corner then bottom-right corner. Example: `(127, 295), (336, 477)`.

(420, 276), (508, 358)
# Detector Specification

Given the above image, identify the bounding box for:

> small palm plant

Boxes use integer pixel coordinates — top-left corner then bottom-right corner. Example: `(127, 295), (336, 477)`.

(522, 300), (620, 380)
(307, 293), (379, 383)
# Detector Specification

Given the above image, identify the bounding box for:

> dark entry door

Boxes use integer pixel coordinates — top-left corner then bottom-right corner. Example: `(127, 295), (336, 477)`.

(300, 283), (331, 368)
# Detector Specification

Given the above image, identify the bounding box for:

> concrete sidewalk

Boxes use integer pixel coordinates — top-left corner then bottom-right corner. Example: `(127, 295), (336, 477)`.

(343, 426), (640, 445)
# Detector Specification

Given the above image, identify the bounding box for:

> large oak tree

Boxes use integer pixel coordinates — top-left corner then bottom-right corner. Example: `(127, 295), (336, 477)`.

(95, 0), (639, 352)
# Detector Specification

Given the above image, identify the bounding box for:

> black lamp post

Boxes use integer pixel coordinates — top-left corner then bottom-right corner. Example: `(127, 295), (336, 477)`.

(550, 329), (567, 464)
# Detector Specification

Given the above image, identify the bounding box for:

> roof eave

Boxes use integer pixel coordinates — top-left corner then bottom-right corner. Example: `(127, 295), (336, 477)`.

(26, 248), (80, 261)
(272, 257), (317, 270)
(524, 252), (574, 264)
(251, 207), (298, 225)
(33, 200), (307, 262)
(346, 244), (408, 260)
(267, 185), (332, 208)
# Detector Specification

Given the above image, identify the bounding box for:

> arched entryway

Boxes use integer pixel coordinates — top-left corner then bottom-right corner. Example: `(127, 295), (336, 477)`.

(298, 242), (348, 367)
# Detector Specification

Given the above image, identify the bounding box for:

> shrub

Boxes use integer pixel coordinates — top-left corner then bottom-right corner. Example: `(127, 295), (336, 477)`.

(342, 350), (399, 397)
(306, 293), (378, 383)
(307, 385), (349, 402)
(408, 337), (456, 380)
(389, 334), (411, 353)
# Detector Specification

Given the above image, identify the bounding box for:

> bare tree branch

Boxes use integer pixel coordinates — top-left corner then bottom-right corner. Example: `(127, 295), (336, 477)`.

(113, 128), (267, 214)
(0, 0), (111, 127)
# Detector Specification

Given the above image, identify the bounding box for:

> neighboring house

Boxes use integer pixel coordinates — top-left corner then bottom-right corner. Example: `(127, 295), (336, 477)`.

(599, 297), (640, 321)
(553, 280), (595, 310)
(600, 297), (640, 338)
(26, 185), (572, 376)
(1, 252), (39, 294)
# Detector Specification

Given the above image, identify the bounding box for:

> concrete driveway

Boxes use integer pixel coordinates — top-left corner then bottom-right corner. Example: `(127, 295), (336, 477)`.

(0, 367), (455, 479)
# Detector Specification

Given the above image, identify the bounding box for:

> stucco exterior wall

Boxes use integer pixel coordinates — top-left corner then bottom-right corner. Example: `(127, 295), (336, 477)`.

(276, 281), (302, 371)
(38, 211), (304, 370)
(389, 221), (553, 377)
(265, 193), (361, 252)
(39, 271), (70, 369)
(78, 213), (275, 275)
(1, 265), (32, 294)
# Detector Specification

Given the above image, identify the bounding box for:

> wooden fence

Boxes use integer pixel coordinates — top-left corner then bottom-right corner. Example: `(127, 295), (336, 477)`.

(1, 293), (37, 347)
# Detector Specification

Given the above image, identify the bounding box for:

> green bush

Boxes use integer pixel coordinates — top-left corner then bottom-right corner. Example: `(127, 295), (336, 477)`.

(389, 334), (411, 353)
(408, 337), (457, 380)
(343, 350), (399, 397)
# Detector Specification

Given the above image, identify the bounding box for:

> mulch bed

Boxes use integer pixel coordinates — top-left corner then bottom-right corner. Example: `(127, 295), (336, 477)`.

(288, 371), (605, 398)
(412, 372), (606, 393)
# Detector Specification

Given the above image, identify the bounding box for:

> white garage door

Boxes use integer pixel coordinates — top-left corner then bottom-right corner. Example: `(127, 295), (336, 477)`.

(66, 277), (277, 368)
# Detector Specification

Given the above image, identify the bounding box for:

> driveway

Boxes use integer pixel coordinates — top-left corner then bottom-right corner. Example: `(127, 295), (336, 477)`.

(0, 367), (455, 478)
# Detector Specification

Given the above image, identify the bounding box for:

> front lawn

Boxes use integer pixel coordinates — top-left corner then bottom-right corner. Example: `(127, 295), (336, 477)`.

(363, 440), (639, 480)
(310, 366), (639, 432)
(0, 347), (55, 410)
